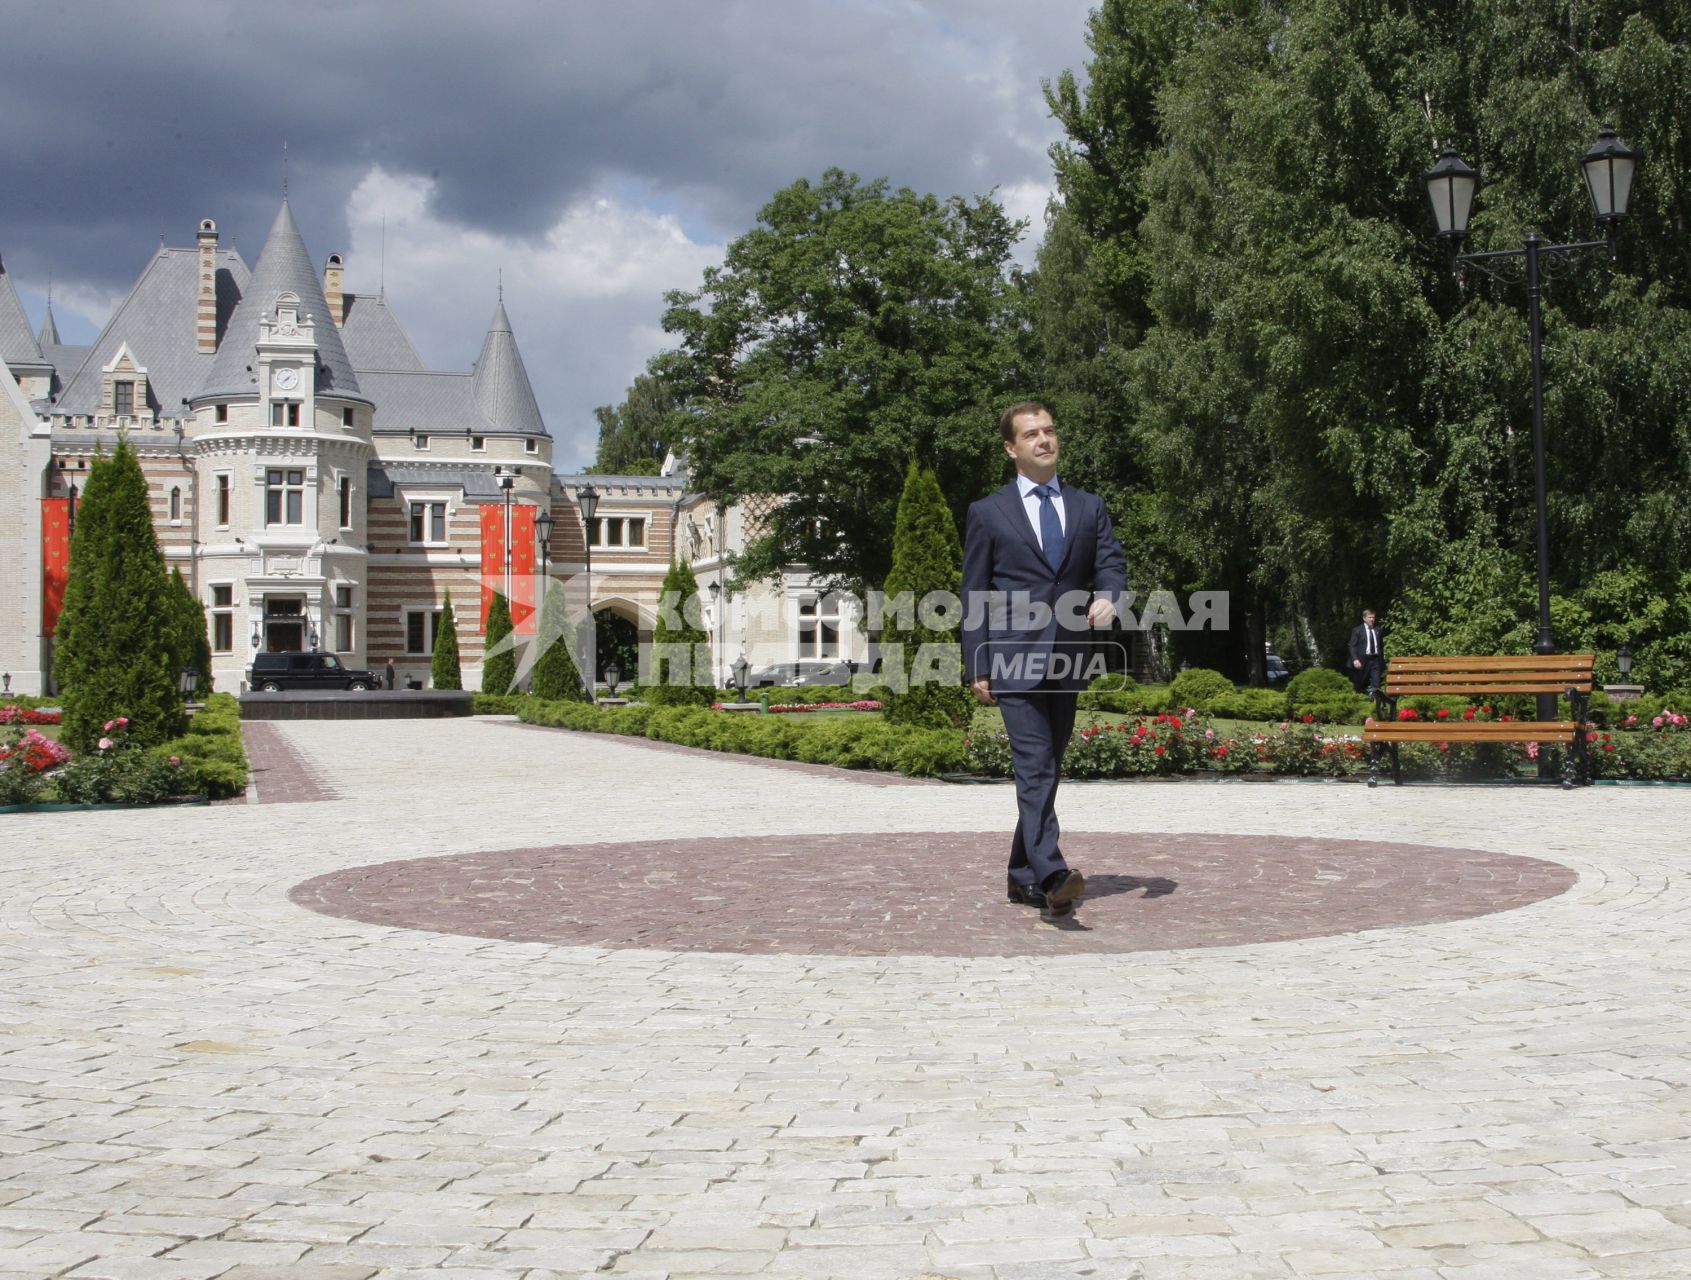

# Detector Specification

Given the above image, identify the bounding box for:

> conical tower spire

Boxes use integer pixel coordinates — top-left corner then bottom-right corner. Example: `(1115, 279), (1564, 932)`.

(37, 301), (60, 348)
(194, 199), (365, 402)
(471, 296), (546, 437)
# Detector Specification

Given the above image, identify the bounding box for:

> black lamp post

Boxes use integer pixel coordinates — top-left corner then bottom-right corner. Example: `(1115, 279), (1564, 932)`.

(1616, 643), (1633, 681)
(1422, 125), (1640, 724)
(576, 483), (600, 703)
(535, 506), (553, 624)
(604, 660), (622, 698)
(178, 666), (199, 702)
(731, 652), (751, 703)
(495, 467), (516, 603)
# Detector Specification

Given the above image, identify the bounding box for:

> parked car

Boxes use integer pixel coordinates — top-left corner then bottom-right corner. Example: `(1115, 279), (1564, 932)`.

(248, 652), (379, 692)
(1264, 653), (1292, 686)
(746, 659), (856, 688)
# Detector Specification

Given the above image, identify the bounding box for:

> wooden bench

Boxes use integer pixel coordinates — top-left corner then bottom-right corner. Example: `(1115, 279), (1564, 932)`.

(1363, 654), (1595, 788)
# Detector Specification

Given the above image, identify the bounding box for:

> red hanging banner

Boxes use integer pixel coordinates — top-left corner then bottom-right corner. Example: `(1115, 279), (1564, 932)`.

(479, 504), (504, 631)
(510, 505), (537, 635)
(41, 499), (71, 636)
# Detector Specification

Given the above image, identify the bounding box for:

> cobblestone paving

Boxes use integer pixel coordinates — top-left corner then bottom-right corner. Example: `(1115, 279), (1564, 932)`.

(1, 716), (1688, 1280)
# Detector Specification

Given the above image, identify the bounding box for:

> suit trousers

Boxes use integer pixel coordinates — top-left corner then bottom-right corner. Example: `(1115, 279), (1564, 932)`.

(997, 686), (1079, 889)
(1353, 654), (1386, 696)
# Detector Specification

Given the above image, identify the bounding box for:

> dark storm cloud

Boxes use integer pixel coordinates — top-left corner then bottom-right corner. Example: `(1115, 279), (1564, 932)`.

(1, 0), (1089, 286)
(0, 0), (1093, 466)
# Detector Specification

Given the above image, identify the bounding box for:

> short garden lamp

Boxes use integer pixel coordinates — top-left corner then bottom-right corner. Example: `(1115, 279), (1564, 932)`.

(604, 660), (622, 698)
(1616, 643), (1633, 680)
(731, 653), (751, 702)
(178, 666), (199, 701)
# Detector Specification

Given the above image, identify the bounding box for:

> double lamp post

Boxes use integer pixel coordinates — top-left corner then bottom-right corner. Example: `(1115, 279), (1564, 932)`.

(1421, 125), (1640, 720)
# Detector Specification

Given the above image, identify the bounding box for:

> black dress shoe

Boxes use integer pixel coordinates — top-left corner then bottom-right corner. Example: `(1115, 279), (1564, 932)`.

(1006, 879), (1048, 908)
(1041, 869), (1086, 915)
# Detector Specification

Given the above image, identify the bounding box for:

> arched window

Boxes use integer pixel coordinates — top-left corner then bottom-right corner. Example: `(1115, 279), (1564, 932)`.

(169, 486), (182, 520)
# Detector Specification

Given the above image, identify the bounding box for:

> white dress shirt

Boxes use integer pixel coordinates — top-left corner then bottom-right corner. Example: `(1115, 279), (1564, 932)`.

(1015, 473), (1067, 551)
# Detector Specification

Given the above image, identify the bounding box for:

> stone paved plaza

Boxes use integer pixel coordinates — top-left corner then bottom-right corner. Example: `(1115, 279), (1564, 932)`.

(2, 716), (1689, 1280)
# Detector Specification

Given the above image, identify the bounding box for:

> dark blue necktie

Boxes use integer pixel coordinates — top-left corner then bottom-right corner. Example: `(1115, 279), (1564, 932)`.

(1033, 483), (1066, 571)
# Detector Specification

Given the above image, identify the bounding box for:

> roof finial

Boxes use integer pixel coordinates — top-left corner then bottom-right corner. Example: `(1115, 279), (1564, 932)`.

(282, 140), (289, 198)
(379, 213), (387, 298)
(498, 268), (503, 302)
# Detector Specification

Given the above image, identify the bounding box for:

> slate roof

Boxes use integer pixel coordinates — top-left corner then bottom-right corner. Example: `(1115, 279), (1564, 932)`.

(367, 461), (504, 501)
(341, 292), (424, 371)
(358, 369), (483, 437)
(471, 300), (547, 437)
(36, 303), (60, 348)
(196, 200), (365, 404)
(0, 257), (46, 370)
(55, 247), (249, 416)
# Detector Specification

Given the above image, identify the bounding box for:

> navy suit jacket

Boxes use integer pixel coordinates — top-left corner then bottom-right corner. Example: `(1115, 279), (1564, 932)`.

(961, 480), (1129, 692)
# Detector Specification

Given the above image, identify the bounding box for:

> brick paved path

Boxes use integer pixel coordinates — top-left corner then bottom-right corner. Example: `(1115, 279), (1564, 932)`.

(0, 716), (1688, 1280)
(240, 720), (339, 804)
(290, 831), (1576, 957)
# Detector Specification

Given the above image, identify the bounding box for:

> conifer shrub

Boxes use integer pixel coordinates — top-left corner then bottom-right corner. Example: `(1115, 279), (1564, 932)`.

(530, 584), (589, 702)
(482, 590), (516, 695)
(882, 459), (973, 729)
(54, 439), (187, 751)
(432, 590), (462, 690)
(644, 559), (713, 706)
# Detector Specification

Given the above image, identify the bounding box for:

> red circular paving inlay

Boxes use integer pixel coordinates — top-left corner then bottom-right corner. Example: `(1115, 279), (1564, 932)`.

(288, 832), (1577, 957)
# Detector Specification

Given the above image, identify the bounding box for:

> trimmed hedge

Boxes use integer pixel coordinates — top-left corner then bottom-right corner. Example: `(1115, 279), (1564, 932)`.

(1168, 666), (1234, 711)
(516, 698), (965, 777)
(154, 692), (249, 799)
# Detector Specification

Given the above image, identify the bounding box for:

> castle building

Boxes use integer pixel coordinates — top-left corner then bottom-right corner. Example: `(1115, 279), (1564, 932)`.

(0, 201), (865, 696)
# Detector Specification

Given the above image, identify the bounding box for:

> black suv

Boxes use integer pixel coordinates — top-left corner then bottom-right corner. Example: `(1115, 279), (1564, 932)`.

(248, 652), (379, 692)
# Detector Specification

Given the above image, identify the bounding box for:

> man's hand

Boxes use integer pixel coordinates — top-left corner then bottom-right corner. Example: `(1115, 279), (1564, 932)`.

(1352, 658), (1362, 669)
(1087, 597), (1117, 628)
(971, 675), (996, 705)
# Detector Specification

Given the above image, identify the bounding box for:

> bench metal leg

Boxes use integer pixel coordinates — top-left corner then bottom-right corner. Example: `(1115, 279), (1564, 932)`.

(1390, 742), (1402, 785)
(1368, 742), (1380, 788)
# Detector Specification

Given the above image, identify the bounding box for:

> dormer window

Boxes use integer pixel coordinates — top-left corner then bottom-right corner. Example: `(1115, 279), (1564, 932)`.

(113, 381), (134, 418)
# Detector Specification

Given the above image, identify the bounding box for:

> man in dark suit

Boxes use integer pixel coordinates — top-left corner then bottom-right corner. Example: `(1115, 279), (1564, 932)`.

(962, 402), (1128, 919)
(1348, 608), (1385, 696)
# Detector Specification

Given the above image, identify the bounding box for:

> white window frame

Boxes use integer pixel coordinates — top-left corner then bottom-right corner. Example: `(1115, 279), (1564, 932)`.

(333, 584), (354, 653)
(404, 606), (445, 656)
(214, 470), (231, 528)
(337, 474), (354, 530)
(265, 468), (307, 527)
(471, 435), (487, 451)
(525, 437), (538, 454)
(413, 433), (430, 451)
(586, 514), (650, 551)
(209, 582), (235, 653)
(797, 594), (841, 660)
(407, 496), (452, 546)
(168, 485), (182, 523)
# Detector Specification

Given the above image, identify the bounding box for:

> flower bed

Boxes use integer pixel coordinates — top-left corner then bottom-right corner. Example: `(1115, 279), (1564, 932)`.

(0, 705), (62, 726)
(0, 694), (248, 806)
(726, 699), (884, 713)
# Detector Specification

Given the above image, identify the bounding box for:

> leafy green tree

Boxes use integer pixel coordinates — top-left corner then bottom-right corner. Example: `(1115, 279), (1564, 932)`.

(644, 558), (712, 706)
(530, 585), (589, 702)
(481, 590), (515, 695)
(168, 568), (212, 695)
(431, 589), (462, 690)
(54, 439), (186, 750)
(662, 168), (1029, 593)
(589, 362), (684, 475)
(1036, 0), (1691, 688)
(882, 459), (974, 728)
